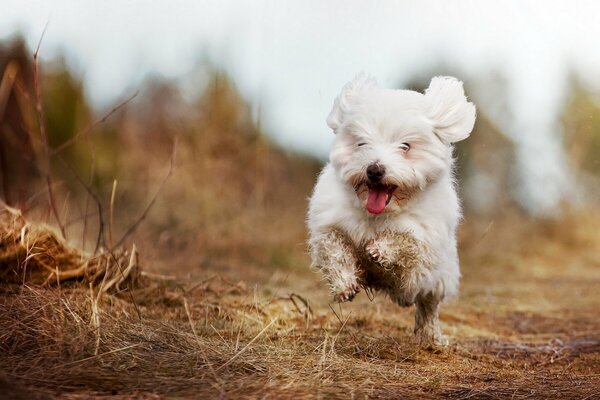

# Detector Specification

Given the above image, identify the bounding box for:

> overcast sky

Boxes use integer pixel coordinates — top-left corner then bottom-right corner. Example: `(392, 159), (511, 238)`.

(3, 0), (600, 213)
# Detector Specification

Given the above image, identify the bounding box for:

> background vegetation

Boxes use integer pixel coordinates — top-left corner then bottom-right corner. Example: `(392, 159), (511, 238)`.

(1, 34), (600, 398)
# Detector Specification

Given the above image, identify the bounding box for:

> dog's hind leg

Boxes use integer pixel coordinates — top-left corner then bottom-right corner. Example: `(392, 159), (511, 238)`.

(309, 229), (361, 302)
(365, 232), (448, 347)
(414, 290), (448, 348)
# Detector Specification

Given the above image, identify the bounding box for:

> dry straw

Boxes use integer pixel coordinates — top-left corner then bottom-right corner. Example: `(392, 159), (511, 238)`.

(2, 194), (600, 398)
(0, 204), (140, 292)
(1, 205), (600, 398)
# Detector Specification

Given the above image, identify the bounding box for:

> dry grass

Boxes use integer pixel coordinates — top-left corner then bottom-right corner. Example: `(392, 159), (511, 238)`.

(2, 43), (600, 398)
(0, 205), (140, 292)
(1, 208), (600, 399)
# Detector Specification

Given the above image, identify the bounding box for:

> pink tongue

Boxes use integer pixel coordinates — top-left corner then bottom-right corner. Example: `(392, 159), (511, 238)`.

(366, 187), (388, 214)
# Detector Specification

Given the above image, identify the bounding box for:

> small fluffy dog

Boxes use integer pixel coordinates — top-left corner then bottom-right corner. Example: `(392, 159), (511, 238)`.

(307, 74), (475, 346)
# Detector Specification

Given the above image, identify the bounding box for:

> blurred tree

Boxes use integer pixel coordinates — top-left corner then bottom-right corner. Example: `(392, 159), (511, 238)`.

(0, 35), (93, 209)
(0, 35), (37, 207)
(563, 85), (600, 201)
(42, 57), (91, 149)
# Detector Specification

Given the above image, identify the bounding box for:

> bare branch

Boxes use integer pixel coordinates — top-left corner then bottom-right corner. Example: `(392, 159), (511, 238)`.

(113, 138), (177, 248)
(33, 20), (50, 59)
(109, 179), (117, 249)
(82, 121), (99, 251)
(50, 91), (139, 156)
(55, 155), (106, 253)
(32, 21), (66, 239)
(105, 248), (142, 321)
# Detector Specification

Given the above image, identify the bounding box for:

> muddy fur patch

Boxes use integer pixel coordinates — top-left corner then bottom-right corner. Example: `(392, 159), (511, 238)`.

(310, 228), (361, 298)
(356, 231), (431, 306)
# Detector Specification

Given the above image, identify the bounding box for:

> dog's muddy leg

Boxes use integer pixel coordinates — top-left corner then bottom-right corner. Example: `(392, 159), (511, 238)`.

(414, 291), (447, 348)
(364, 231), (425, 305)
(310, 229), (360, 303)
(364, 231), (421, 268)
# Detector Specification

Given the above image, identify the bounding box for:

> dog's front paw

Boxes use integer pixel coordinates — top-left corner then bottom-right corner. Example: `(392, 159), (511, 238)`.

(332, 281), (361, 303)
(365, 239), (391, 267)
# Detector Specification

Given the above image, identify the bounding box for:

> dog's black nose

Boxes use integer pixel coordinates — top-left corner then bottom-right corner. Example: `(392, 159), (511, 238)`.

(366, 163), (385, 182)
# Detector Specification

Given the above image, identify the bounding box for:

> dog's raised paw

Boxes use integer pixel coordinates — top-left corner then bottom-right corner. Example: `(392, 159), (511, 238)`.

(365, 240), (390, 267)
(333, 282), (360, 303)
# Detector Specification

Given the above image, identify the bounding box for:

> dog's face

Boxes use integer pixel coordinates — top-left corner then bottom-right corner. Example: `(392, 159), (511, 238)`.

(327, 75), (476, 215)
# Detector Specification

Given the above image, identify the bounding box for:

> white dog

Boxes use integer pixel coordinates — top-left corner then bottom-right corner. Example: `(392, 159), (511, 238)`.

(307, 74), (475, 346)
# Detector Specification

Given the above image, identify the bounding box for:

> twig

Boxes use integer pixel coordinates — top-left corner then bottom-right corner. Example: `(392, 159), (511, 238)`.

(33, 21), (50, 64)
(100, 244), (138, 293)
(32, 21), (66, 239)
(109, 179), (117, 249)
(328, 303), (343, 325)
(216, 318), (277, 371)
(287, 293), (313, 319)
(105, 249), (142, 321)
(114, 137), (177, 248)
(22, 185), (54, 214)
(329, 311), (352, 354)
(55, 155), (105, 253)
(50, 90), (139, 156)
(23, 47), (136, 252)
(82, 113), (99, 252)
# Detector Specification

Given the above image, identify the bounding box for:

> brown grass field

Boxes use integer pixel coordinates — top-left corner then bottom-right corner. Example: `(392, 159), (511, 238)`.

(1, 201), (600, 399)
(1, 50), (600, 398)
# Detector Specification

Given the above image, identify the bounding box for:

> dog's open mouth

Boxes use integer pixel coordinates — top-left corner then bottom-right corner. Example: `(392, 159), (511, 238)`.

(366, 184), (397, 215)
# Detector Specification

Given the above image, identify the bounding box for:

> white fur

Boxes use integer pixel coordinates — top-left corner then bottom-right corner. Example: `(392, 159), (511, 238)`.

(307, 74), (475, 346)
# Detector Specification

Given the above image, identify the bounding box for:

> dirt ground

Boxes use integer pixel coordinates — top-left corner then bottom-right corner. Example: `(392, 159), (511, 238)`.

(1, 209), (600, 400)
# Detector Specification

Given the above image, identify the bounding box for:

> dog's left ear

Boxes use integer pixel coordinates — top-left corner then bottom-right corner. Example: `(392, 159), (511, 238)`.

(327, 73), (377, 133)
(424, 76), (476, 144)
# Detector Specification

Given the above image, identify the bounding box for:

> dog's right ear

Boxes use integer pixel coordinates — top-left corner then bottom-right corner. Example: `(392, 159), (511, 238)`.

(327, 73), (376, 133)
(424, 76), (476, 144)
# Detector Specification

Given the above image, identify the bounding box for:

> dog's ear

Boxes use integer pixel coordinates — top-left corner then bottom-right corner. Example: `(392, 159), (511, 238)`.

(327, 73), (377, 133)
(424, 76), (476, 144)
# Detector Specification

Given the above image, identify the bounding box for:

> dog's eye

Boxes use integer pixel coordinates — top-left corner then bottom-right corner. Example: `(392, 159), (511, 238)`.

(399, 143), (411, 152)
(357, 142), (367, 147)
